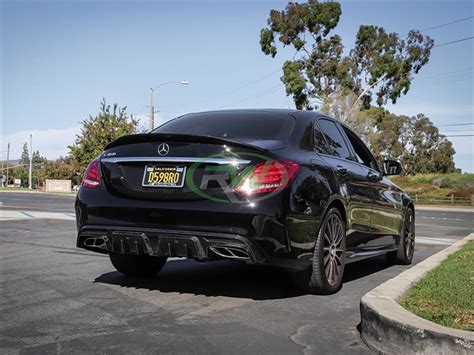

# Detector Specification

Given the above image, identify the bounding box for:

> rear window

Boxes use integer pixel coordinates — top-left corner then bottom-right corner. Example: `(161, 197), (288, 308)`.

(318, 119), (352, 160)
(154, 111), (295, 141)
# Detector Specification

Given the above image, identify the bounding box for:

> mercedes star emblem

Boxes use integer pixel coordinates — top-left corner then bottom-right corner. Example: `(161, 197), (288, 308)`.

(157, 143), (170, 156)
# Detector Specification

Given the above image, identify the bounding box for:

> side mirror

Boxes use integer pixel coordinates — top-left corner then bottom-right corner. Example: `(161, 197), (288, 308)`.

(383, 160), (402, 176)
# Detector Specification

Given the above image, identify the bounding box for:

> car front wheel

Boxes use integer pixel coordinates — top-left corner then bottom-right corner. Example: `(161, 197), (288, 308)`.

(293, 207), (346, 294)
(109, 253), (168, 277)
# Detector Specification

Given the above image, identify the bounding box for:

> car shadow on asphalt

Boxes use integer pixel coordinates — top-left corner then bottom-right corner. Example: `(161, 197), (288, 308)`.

(94, 255), (393, 300)
(342, 255), (393, 283)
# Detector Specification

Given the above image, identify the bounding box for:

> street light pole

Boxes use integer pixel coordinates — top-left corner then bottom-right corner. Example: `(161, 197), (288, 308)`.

(6, 143), (10, 188)
(148, 80), (189, 131)
(28, 134), (33, 189)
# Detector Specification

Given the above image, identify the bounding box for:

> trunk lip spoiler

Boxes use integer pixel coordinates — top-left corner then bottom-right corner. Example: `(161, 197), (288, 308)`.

(101, 156), (251, 165)
(104, 133), (272, 151)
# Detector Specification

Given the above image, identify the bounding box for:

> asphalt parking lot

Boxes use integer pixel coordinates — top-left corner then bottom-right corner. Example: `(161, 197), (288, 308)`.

(1, 192), (473, 354)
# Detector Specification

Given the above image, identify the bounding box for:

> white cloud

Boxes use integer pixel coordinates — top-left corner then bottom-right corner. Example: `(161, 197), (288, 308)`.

(0, 113), (177, 161)
(133, 112), (176, 132)
(1, 126), (80, 160)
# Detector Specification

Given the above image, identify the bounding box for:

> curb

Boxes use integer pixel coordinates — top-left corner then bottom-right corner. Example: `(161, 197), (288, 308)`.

(360, 233), (474, 354)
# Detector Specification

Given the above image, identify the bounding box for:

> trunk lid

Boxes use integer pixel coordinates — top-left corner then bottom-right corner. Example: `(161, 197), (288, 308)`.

(100, 133), (279, 201)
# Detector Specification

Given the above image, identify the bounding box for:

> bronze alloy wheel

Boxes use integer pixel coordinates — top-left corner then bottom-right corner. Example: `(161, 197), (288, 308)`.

(386, 207), (415, 265)
(292, 207), (347, 294)
(323, 213), (345, 286)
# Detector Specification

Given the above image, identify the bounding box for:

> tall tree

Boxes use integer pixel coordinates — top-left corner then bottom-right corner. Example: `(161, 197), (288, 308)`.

(369, 110), (456, 174)
(320, 87), (374, 140)
(20, 143), (29, 166)
(260, 0), (434, 110)
(69, 99), (139, 172)
(20, 142), (45, 166)
(404, 114), (456, 174)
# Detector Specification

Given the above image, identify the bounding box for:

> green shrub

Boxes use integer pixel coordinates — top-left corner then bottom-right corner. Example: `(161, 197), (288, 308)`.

(390, 173), (474, 199)
(439, 173), (474, 189)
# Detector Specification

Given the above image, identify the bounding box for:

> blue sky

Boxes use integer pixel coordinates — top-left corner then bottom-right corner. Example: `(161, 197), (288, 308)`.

(1, 0), (473, 172)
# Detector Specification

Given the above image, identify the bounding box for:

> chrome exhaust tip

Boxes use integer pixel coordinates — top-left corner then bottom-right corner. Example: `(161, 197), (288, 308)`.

(84, 236), (108, 249)
(209, 246), (250, 260)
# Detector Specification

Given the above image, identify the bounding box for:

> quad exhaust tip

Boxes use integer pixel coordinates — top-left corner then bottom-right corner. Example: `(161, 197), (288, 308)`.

(209, 246), (250, 260)
(84, 236), (107, 249)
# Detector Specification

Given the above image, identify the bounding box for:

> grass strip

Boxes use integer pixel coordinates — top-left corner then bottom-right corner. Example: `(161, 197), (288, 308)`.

(401, 240), (474, 331)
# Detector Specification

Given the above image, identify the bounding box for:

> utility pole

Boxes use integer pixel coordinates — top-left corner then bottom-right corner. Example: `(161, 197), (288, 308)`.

(149, 88), (155, 132)
(6, 143), (10, 188)
(28, 134), (33, 189)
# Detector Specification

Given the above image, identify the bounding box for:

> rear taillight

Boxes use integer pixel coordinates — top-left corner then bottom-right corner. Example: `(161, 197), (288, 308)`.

(82, 158), (100, 188)
(234, 159), (300, 196)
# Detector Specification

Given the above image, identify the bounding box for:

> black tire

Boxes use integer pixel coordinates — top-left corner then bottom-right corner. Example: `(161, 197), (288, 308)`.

(293, 207), (346, 294)
(109, 253), (167, 277)
(386, 208), (415, 265)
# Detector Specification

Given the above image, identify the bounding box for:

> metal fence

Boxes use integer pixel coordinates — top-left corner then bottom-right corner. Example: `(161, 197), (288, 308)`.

(413, 194), (474, 206)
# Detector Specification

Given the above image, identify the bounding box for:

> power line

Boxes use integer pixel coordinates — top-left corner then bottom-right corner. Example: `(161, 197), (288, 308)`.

(441, 130), (474, 133)
(215, 84), (282, 109)
(444, 134), (474, 137)
(414, 74), (473, 89)
(438, 123), (474, 127)
(205, 20), (473, 111)
(419, 16), (473, 33)
(402, 16), (473, 36)
(433, 36), (474, 48)
(171, 19), (473, 112)
(415, 67), (472, 82)
(159, 67), (282, 111)
(214, 68), (281, 98)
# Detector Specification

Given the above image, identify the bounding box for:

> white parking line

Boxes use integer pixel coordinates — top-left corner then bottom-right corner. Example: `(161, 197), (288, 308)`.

(418, 216), (471, 222)
(416, 236), (456, 245)
(0, 210), (75, 222)
(0, 210), (464, 248)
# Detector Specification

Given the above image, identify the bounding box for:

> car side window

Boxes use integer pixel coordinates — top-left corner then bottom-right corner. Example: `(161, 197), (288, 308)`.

(341, 126), (380, 171)
(313, 121), (330, 154)
(317, 119), (352, 160)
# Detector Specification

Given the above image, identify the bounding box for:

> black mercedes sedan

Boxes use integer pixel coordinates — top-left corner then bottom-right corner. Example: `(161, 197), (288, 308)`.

(75, 109), (415, 294)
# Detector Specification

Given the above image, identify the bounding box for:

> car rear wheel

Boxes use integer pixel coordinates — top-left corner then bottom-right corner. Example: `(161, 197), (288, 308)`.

(109, 253), (167, 277)
(293, 207), (346, 294)
(387, 208), (415, 265)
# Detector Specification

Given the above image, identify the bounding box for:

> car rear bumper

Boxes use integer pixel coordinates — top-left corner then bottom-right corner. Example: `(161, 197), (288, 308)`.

(77, 225), (266, 264)
(75, 188), (316, 271)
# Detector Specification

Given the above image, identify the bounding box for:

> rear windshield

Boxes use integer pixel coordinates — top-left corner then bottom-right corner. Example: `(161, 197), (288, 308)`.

(154, 111), (295, 141)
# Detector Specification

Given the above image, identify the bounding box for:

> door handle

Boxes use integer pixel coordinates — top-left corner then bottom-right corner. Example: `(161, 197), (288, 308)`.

(336, 166), (348, 176)
(367, 171), (380, 181)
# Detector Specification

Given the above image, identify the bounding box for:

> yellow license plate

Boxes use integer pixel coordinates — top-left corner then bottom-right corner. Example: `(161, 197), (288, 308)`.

(142, 165), (186, 188)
